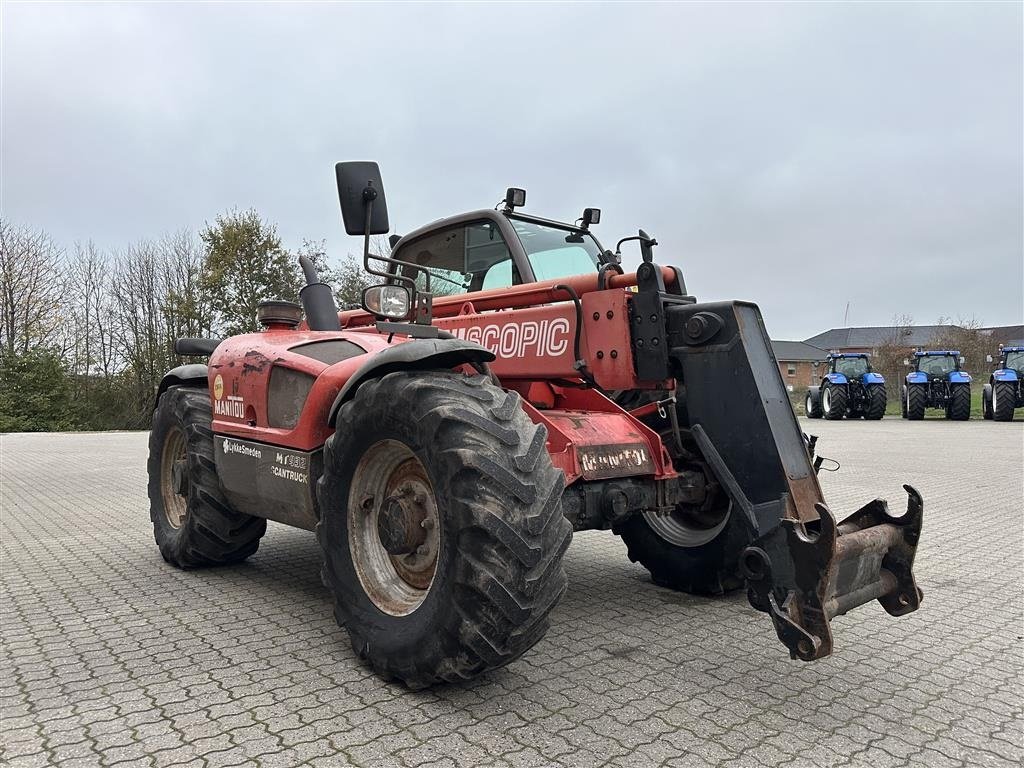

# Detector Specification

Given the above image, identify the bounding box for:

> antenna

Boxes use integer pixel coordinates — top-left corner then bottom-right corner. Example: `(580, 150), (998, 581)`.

(843, 302), (850, 327)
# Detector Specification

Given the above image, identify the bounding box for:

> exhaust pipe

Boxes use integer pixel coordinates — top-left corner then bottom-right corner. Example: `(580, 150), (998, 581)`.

(298, 255), (341, 331)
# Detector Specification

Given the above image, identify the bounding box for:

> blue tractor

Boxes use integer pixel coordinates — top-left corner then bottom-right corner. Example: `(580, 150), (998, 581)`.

(901, 350), (971, 421)
(805, 352), (886, 420)
(982, 345), (1023, 421)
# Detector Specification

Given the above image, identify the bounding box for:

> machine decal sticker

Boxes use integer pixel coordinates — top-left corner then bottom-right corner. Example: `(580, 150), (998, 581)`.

(451, 318), (570, 358)
(214, 395), (245, 418)
(213, 374), (224, 400)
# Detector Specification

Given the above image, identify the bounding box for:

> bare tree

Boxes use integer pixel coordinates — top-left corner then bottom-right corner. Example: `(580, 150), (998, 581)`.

(0, 220), (66, 355)
(931, 315), (987, 375)
(873, 313), (916, 400)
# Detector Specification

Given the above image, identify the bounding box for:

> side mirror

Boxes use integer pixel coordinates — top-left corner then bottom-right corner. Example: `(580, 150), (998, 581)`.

(581, 208), (601, 229)
(902, 359), (910, 366)
(812, 361), (819, 368)
(959, 356), (965, 365)
(335, 161), (390, 236)
(361, 284), (411, 321)
(986, 354), (993, 363)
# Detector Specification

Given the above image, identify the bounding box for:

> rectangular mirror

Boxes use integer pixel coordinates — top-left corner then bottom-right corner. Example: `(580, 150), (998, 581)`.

(336, 161), (390, 236)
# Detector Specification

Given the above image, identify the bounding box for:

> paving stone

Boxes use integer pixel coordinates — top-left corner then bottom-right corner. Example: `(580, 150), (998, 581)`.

(1, 423), (1021, 767)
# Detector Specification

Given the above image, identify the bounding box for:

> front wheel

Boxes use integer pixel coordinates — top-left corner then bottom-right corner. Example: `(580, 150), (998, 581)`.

(805, 389), (823, 419)
(864, 384), (887, 420)
(317, 371), (571, 688)
(982, 385), (993, 420)
(906, 384), (927, 420)
(947, 384), (971, 421)
(822, 383), (848, 420)
(992, 381), (1017, 421)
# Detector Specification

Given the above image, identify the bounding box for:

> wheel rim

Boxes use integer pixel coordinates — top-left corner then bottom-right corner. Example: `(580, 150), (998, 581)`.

(805, 394), (812, 414)
(643, 501), (732, 548)
(348, 440), (440, 617)
(160, 427), (188, 529)
(823, 388), (832, 412)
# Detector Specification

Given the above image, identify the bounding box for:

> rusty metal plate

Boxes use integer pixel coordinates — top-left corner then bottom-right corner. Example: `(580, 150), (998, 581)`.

(578, 443), (655, 480)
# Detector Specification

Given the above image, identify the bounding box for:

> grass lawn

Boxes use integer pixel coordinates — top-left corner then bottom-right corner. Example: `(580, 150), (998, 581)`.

(883, 387), (986, 419)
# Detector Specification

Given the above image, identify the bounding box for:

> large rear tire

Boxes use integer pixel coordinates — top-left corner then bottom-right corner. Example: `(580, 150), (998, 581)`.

(947, 384), (971, 421)
(317, 371), (571, 688)
(147, 387), (267, 568)
(906, 384), (927, 420)
(992, 381), (1016, 421)
(864, 384), (887, 420)
(822, 383), (848, 420)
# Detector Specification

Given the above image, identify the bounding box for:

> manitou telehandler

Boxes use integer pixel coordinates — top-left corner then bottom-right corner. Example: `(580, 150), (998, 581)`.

(149, 162), (924, 688)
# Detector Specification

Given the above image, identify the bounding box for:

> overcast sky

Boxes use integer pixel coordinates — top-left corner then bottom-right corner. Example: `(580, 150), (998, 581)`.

(2, 2), (1021, 339)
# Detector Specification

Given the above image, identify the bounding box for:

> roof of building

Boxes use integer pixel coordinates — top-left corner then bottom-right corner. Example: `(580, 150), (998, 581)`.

(771, 340), (828, 362)
(804, 323), (1024, 350)
(803, 326), (947, 349)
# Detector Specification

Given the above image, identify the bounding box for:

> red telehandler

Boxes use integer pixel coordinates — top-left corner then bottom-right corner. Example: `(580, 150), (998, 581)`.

(149, 162), (923, 687)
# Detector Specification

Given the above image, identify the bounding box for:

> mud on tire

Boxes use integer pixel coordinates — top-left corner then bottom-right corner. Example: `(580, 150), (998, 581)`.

(317, 371), (572, 688)
(148, 386), (267, 568)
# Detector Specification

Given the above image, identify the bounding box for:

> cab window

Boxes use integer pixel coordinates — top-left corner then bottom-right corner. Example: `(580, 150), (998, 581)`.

(392, 221), (515, 296)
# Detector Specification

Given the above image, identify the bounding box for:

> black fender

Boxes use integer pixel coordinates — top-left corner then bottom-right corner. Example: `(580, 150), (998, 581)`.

(807, 385), (821, 402)
(155, 364), (210, 409)
(327, 338), (496, 426)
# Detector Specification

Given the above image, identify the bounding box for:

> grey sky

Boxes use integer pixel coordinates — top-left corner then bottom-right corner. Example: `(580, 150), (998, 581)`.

(2, 2), (1021, 339)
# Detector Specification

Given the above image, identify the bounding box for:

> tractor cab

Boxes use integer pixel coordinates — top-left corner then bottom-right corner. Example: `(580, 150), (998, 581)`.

(828, 353), (871, 380)
(982, 345), (1023, 421)
(908, 350), (965, 382)
(383, 188), (687, 300)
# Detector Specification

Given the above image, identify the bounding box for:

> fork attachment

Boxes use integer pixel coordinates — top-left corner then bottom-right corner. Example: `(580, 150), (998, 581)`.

(740, 488), (923, 660)
(658, 298), (924, 660)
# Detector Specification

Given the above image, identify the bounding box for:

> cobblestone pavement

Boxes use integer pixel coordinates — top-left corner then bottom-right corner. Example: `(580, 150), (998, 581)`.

(2, 419), (1022, 768)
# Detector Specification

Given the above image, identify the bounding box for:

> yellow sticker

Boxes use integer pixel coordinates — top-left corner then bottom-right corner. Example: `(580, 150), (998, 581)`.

(213, 374), (224, 400)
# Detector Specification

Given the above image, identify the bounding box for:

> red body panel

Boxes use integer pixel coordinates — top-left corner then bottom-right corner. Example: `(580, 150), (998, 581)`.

(209, 267), (677, 484)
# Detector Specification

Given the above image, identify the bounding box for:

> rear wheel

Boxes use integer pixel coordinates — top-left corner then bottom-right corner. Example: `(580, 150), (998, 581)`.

(864, 384), (887, 420)
(992, 381), (1016, 421)
(147, 387), (266, 568)
(982, 385), (993, 420)
(822, 383), (847, 420)
(318, 371), (571, 688)
(947, 384), (971, 421)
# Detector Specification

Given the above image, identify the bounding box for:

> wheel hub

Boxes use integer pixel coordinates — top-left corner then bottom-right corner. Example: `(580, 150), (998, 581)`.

(348, 441), (441, 616)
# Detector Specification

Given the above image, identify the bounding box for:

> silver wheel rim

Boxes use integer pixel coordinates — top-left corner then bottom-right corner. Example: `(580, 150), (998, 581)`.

(160, 427), (188, 529)
(805, 394), (812, 415)
(348, 440), (440, 617)
(823, 388), (832, 413)
(643, 501), (732, 548)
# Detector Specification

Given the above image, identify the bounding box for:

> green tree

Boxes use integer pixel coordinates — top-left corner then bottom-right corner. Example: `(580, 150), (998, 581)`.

(0, 348), (77, 432)
(200, 210), (301, 335)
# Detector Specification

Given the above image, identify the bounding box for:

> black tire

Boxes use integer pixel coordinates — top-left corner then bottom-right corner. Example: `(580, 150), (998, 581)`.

(906, 384), (927, 421)
(317, 371), (571, 688)
(947, 384), (971, 421)
(982, 385), (993, 420)
(822, 383), (848, 420)
(992, 381), (1016, 422)
(804, 389), (823, 419)
(901, 386), (908, 419)
(614, 504), (746, 596)
(864, 384), (887, 420)
(610, 390), (745, 597)
(147, 386), (267, 568)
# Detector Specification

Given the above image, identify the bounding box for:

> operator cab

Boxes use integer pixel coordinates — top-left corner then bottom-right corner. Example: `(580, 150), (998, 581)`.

(385, 188), (608, 297)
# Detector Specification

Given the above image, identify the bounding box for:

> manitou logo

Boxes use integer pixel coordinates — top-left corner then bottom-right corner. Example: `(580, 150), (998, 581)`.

(450, 318), (571, 358)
